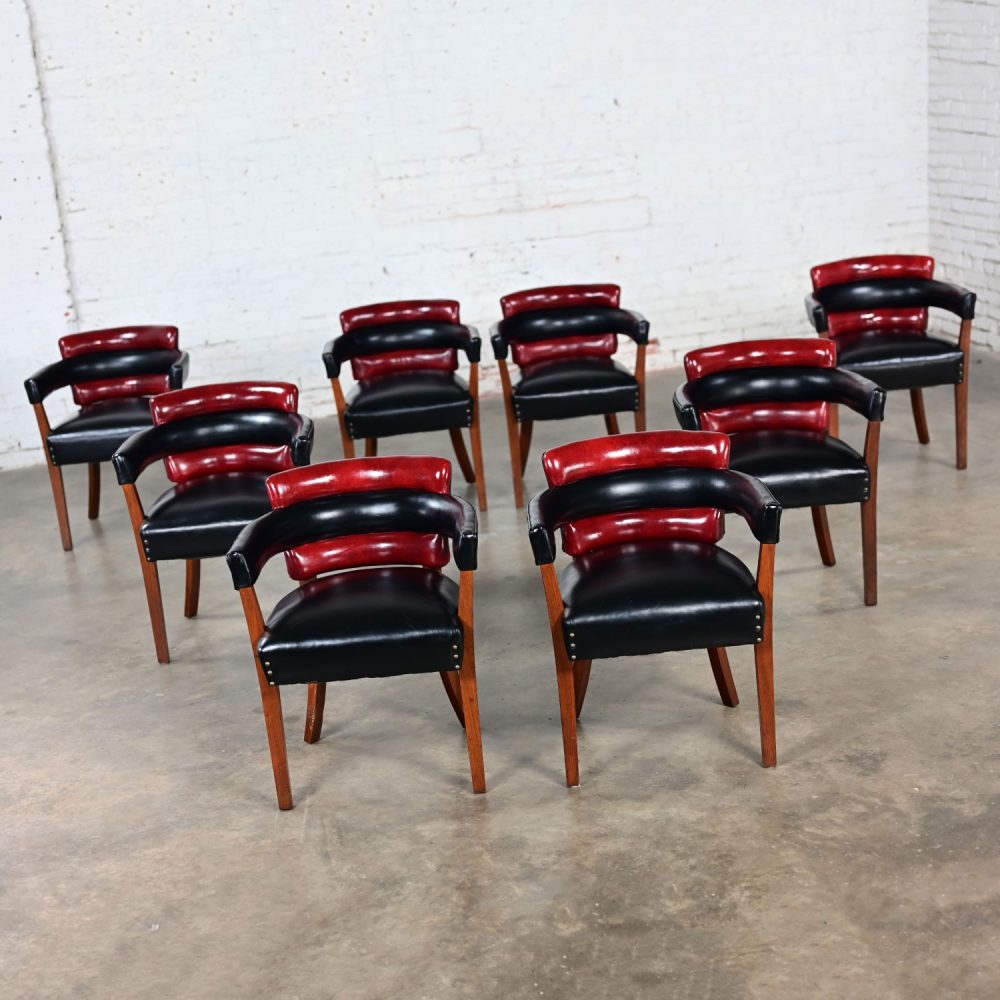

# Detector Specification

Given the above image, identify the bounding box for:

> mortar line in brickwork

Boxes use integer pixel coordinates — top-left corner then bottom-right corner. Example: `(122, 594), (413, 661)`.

(23, 0), (80, 326)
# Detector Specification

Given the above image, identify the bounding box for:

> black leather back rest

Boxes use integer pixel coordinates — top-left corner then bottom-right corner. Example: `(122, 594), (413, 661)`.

(682, 367), (886, 421)
(812, 278), (976, 323)
(227, 490), (478, 587)
(528, 467), (780, 564)
(492, 306), (648, 359)
(323, 322), (480, 376)
(112, 410), (312, 484)
(25, 349), (186, 404)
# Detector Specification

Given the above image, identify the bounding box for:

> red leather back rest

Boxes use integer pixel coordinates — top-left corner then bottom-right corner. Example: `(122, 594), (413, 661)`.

(150, 382), (299, 484)
(59, 326), (179, 405)
(340, 300), (461, 379)
(340, 300), (460, 332)
(500, 284), (621, 317)
(810, 254), (934, 290)
(265, 457), (453, 579)
(684, 339), (833, 435)
(542, 431), (729, 556)
(826, 307), (928, 338)
(502, 285), (622, 367)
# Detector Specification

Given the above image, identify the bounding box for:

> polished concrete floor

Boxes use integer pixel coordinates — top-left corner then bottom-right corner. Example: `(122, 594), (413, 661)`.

(2, 356), (998, 999)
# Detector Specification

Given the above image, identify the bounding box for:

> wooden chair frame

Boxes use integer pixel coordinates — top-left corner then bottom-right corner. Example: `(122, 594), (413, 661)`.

(236, 569), (485, 809)
(329, 362), (488, 511)
(539, 539), (777, 787)
(499, 343), (647, 508)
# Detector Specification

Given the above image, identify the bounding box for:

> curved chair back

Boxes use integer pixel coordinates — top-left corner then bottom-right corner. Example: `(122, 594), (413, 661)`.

(263, 457), (457, 580)
(328, 300), (477, 380)
(58, 326), (181, 405)
(540, 430), (732, 556)
(494, 284), (645, 366)
(146, 381), (301, 484)
(681, 339), (836, 434)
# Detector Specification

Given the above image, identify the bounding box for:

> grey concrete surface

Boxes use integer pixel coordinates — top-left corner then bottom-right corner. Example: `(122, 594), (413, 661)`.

(1, 357), (998, 1000)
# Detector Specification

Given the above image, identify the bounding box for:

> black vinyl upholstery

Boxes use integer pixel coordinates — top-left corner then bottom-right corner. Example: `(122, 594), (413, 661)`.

(322, 322), (480, 378)
(24, 349), (188, 404)
(728, 431), (869, 509)
(343, 373), (472, 439)
(559, 541), (763, 660)
(490, 306), (649, 360)
(833, 331), (964, 390)
(257, 568), (462, 685)
(141, 472), (273, 561)
(806, 278), (976, 331)
(512, 359), (639, 421)
(47, 399), (155, 465)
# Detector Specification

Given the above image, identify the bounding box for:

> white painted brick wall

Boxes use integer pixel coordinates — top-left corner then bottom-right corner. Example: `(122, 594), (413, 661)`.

(2, 0), (930, 468)
(930, 0), (1000, 350)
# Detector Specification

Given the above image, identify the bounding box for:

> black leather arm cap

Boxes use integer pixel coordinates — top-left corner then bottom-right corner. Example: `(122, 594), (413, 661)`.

(322, 323), (481, 377)
(810, 278), (976, 328)
(24, 349), (187, 404)
(112, 411), (313, 484)
(491, 306), (649, 360)
(672, 384), (702, 430)
(526, 467), (781, 564)
(226, 490), (478, 588)
(683, 366), (887, 421)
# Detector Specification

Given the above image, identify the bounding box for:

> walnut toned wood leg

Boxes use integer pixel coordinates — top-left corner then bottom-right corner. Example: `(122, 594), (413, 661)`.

(330, 378), (356, 459)
(828, 403), (840, 439)
(469, 418), (488, 511)
(240, 588), (293, 809)
(449, 428), (475, 483)
(365, 438), (378, 457)
(910, 388), (930, 445)
(707, 647), (739, 708)
(573, 660), (592, 719)
(183, 559), (201, 618)
(456, 571), (485, 793)
(955, 378), (969, 470)
(123, 484), (170, 663)
(634, 342), (647, 432)
(304, 682), (326, 744)
(541, 564), (579, 786)
(87, 463), (100, 520)
(861, 420), (880, 607)
(810, 506), (836, 567)
(32, 404), (72, 550)
(755, 544), (777, 767)
(440, 671), (466, 728)
(498, 361), (524, 507)
(604, 413), (620, 434)
(519, 420), (534, 476)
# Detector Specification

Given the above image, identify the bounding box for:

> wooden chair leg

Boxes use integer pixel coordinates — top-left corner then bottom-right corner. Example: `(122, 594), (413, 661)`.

(828, 403), (840, 438)
(573, 660), (592, 719)
(440, 671), (466, 728)
(139, 559), (170, 664)
(258, 680), (292, 809)
(45, 461), (73, 551)
(910, 388), (930, 444)
(955, 378), (969, 470)
(707, 647), (738, 707)
(498, 361), (524, 507)
(555, 648), (580, 787)
(87, 463), (100, 520)
(469, 415), (488, 511)
(456, 571), (485, 792)
(754, 635), (776, 767)
(330, 378), (356, 458)
(365, 438), (378, 457)
(449, 428), (476, 483)
(634, 406), (646, 432)
(183, 559), (201, 618)
(304, 682), (326, 744)
(860, 499), (877, 606)
(519, 420), (534, 475)
(604, 413), (620, 434)
(810, 506), (836, 567)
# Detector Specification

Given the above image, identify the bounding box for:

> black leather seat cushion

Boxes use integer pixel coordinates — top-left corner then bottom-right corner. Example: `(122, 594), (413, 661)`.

(513, 359), (639, 421)
(258, 567), (462, 685)
(728, 431), (869, 509)
(141, 472), (272, 561)
(345, 373), (471, 439)
(835, 331), (964, 390)
(47, 398), (154, 466)
(559, 540), (762, 660)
